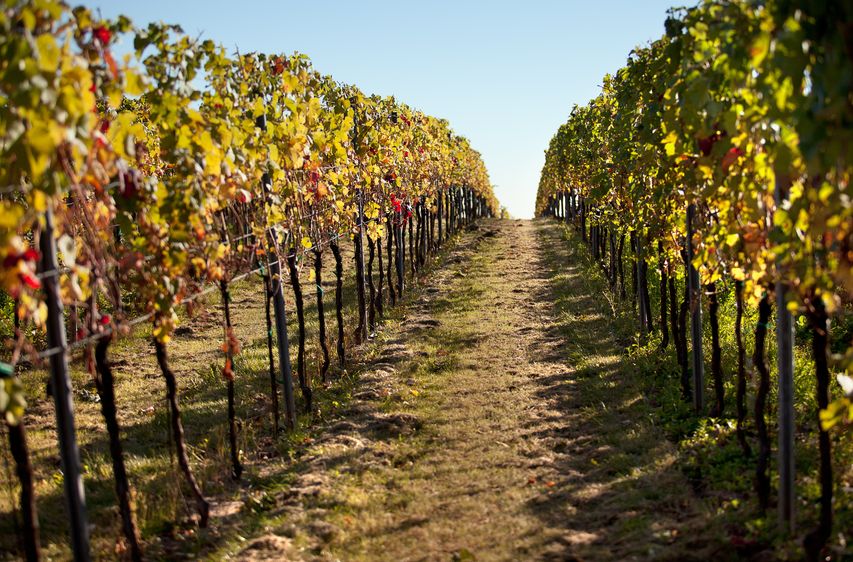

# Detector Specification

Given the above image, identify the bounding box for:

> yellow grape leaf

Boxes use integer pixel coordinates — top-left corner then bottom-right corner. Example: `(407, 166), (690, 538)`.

(124, 69), (145, 96)
(663, 130), (678, 157)
(187, 109), (204, 124)
(191, 257), (206, 272)
(750, 32), (771, 66)
(27, 121), (63, 157)
(252, 97), (265, 119)
(198, 130), (214, 152)
(36, 34), (60, 73)
(108, 90), (123, 110)
(0, 203), (24, 229)
(301, 236), (312, 249)
(205, 150), (222, 176)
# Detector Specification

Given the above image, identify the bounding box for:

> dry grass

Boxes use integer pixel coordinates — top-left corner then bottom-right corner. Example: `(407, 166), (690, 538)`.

(9, 218), (818, 560)
(223, 219), (734, 562)
(0, 240), (391, 559)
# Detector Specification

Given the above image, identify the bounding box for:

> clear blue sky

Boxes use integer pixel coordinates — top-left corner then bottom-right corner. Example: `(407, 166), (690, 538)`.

(88, 0), (678, 218)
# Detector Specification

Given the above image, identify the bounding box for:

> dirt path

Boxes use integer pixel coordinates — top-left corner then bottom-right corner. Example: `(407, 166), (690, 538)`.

(235, 219), (728, 561)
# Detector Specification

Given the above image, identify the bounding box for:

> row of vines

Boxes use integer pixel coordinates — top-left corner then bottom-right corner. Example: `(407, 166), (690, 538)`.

(536, 1), (850, 560)
(0, 1), (498, 560)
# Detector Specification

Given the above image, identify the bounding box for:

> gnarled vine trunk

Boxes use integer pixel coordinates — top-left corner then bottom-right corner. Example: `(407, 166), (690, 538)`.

(658, 241), (669, 350)
(330, 242), (346, 370)
(94, 335), (143, 561)
(376, 236), (385, 318)
(219, 281), (242, 480)
(154, 339), (209, 527)
(367, 237), (376, 332)
(353, 228), (367, 344)
(618, 234), (626, 299)
(313, 249), (330, 382)
(386, 216), (396, 306)
(753, 293), (772, 512)
(640, 258), (653, 333)
(408, 211), (416, 279)
(707, 282), (724, 417)
(287, 249), (312, 411)
(734, 280), (750, 456)
(7, 421), (40, 562)
(804, 300), (833, 562)
(678, 284), (691, 401)
(263, 275), (280, 433)
(669, 277), (681, 366)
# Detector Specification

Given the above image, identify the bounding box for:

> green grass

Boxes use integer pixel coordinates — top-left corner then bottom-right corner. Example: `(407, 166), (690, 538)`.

(548, 219), (852, 560)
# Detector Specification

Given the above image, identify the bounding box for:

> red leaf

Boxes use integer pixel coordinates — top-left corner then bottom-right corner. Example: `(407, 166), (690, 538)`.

(721, 147), (744, 172)
(21, 273), (41, 290)
(93, 26), (111, 45)
(236, 189), (252, 204)
(22, 249), (39, 262)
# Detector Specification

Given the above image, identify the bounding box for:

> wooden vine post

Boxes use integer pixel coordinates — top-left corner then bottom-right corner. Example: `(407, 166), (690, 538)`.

(254, 113), (298, 430)
(396, 210), (405, 298)
(686, 203), (704, 413)
(437, 189), (443, 245)
(774, 175), (796, 532)
(367, 236), (376, 332)
(267, 230), (298, 429)
(386, 215), (396, 306)
(637, 229), (648, 336)
(376, 234), (385, 319)
(262, 274), (280, 434)
(258, 162), (298, 430)
(330, 241), (346, 369)
(351, 100), (368, 344)
(40, 206), (91, 561)
(354, 188), (369, 344)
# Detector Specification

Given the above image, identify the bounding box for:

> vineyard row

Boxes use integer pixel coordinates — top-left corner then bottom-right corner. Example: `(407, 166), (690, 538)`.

(0, 2), (499, 560)
(536, 1), (850, 560)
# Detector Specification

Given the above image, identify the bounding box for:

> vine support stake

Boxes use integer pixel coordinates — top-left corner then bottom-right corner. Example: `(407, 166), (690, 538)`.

(396, 211), (405, 298)
(775, 175), (796, 533)
(256, 110), (297, 430)
(269, 251), (298, 430)
(354, 188), (368, 343)
(686, 203), (704, 413)
(351, 101), (368, 343)
(637, 230), (647, 336)
(40, 205), (90, 561)
(260, 167), (298, 431)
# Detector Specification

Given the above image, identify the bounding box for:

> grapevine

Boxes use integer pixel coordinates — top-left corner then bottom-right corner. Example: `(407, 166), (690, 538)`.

(537, 1), (851, 558)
